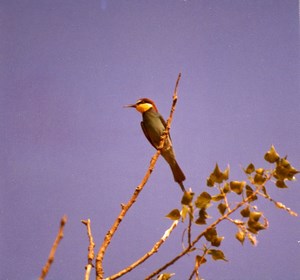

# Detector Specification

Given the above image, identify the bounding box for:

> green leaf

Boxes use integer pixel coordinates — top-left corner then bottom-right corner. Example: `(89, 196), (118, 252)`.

(222, 182), (230, 193)
(274, 165), (288, 180)
(211, 194), (224, 201)
(208, 249), (228, 261)
(181, 191), (194, 206)
(165, 209), (181, 220)
(211, 236), (224, 247)
(218, 203), (227, 215)
(247, 221), (267, 234)
(253, 173), (267, 185)
(207, 164), (230, 186)
(230, 181), (246, 195)
(235, 230), (245, 245)
(195, 216), (206, 225)
(222, 165), (230, 181)
(244, 163), (255, 174)
(204, 227), (218, 242)
(195, 192), (212, 209)
(157, 273), (175, 280)
(275, 180), (288, 188)
(240, 206), (250, 217)
(245, 185), (257, 201)
(274, 158), (299, 181)
(255, 168), (265, 175)
(247, 226), (258, 234)
(249, 211), (262, 222)
(204, 227), (223, 247)
(247, 211), (267, 234)
(206, 177), (214, 187)
(195, 209), (209, 225)
(264, 145), (280, 163)
(196, 255), (207, 265)
(212, 164), (224, 184)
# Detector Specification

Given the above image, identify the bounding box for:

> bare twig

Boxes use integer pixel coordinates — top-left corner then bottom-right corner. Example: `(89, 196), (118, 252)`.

(257, 191), (298, 217)
(39, 215), (67, 280)
(96, 73), (182, 279)
(181, 205), (193, 249)
(82, 219), (95, 280)
(106, 220), (179, 279)
(187, 205), (193, 247)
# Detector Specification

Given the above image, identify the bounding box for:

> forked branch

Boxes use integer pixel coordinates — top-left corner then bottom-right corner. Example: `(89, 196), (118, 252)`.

(96, 73), (182, 279)
(145, 184), (264, 279)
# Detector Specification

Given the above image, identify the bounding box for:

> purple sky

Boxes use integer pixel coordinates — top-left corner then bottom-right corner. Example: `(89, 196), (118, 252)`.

(1, 1), (299, 279)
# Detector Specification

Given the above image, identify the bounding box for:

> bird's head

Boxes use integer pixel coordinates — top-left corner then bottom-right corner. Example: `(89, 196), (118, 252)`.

(124, 98), (158, 113)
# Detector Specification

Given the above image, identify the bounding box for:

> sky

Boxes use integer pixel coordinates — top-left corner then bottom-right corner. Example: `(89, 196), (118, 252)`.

(1, 0), (299, 279)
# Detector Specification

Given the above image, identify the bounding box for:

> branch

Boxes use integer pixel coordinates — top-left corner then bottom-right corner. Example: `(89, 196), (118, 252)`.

(39, 215), (67, 280)
(257, 191), (298, 217)
(145, 184), (263, 279)
(187, 205), (193, 247)
(158, 73), (181, 150)
(106, 220), (179, 279)
(82, 219), (96, 280)
(96, 73), (182, 279)
(188, 252), (207, 280)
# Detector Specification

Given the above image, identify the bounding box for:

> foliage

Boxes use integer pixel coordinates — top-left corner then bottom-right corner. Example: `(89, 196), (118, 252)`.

(162, 145), (298, 279)
(40, 144), (299, 280)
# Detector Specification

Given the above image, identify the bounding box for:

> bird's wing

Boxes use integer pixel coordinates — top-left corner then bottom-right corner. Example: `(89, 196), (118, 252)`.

(158, 114), (167, 128)
(140, 121), (157, 149)
(158, 114), (173, 143)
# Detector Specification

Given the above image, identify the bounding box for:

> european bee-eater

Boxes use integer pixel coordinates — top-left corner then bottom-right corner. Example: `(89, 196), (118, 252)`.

(125, 98), (186, 192)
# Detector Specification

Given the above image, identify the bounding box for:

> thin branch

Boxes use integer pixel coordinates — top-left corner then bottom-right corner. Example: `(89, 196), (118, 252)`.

(188, 253), (206, 280)
(106, 220), (179, 280)
(187, 205), (193, 247)
(96, 73), (182, 279)
(181, 205), (193, 250)
(39, 215), (67, 280)
(219, 185), (231, 211)
(158, 73), (182, 150)
(257, 191), (298, 217)
(145, 184), (263, 279)
(82, 219), (96, 280)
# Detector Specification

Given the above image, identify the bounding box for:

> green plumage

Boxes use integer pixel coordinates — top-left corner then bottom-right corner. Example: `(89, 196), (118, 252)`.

(141, 107), (186, 191)
(125, 98), (186, 192)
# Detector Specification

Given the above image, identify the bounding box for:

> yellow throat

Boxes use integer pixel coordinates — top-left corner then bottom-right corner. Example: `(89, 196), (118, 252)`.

(135, 102), (153, 113)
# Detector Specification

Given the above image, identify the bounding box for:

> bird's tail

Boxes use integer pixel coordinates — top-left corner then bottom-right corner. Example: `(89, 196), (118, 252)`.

(168, 160), (186, 192)
(170, 161), (186, 184)
(161, 148), (186, 192)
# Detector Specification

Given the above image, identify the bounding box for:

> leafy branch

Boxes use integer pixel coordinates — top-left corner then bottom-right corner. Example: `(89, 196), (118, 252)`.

(38, 77), (298, 280)
(146, 145), (298, 279)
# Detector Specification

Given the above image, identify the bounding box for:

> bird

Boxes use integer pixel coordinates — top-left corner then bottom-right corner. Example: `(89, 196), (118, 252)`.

(125, 98), (186, 192)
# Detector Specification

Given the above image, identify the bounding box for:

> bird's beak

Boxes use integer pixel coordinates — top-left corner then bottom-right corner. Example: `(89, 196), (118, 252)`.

(123, 103), (136, 108)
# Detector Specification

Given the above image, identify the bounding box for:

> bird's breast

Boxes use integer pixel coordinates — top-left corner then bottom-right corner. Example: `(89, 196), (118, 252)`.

(142, 111), (173, 152)
(143, 112), (164, 144)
